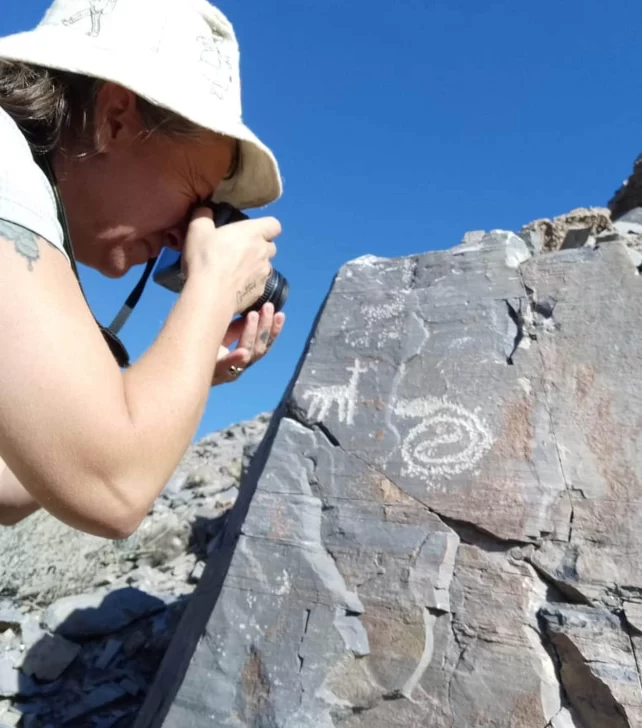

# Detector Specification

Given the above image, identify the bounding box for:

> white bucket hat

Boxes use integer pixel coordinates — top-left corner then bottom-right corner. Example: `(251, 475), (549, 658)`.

(0, 0), (283, 209)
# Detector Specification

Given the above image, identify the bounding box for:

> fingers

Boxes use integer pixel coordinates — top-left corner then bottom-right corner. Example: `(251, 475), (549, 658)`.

(213, 303), (286, 387)
(188, 205), (279, 246)
(221, 317), (245, 347)
(254, 304), (275, 358)
(191, 201), (216, 223)
(268, 312), (285, 356)
(238, 310), (259, 353)
(186, 203), (216, 238)
(242, 217), (280, 257)
(254, 216), (282, 241)
(248, 303), (285, 363)
(212, 347), (248, 386)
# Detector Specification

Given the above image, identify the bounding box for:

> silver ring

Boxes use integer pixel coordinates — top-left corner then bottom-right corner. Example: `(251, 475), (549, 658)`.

(228, 365), (244, 378)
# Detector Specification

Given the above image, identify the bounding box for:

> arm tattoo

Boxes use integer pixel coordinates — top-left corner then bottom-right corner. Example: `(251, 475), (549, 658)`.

(0, 220), (40, 271)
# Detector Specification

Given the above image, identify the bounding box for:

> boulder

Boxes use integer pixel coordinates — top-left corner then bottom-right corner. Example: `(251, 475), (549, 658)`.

(134, 231), (642, 727)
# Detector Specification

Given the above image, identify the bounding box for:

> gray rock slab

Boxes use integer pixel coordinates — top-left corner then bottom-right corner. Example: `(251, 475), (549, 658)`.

(520, 242), (642, 602)
(95, 639), (123, 670)
(618, 207), (642, 225)
(60, 683), (128, 724)
(0, 660), (18, 699)
(21, 633), (81, 682)
(134, 238), (642, 726)
(0, 655), (39, 699)
(19, 618), (45, 651)
(287, 234), (569, 543)
(44, 588), (167, 639)
(0, 605), (22, 634)
(540, 605), (642, 726)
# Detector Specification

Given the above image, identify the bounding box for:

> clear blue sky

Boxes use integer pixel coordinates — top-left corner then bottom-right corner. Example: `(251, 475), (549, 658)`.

(2, 0), (642, 439)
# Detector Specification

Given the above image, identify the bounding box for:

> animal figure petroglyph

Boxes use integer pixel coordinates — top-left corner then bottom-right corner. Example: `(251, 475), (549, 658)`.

(303, 359), (367, 426)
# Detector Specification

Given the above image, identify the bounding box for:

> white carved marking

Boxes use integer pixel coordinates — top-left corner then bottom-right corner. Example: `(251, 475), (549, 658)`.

(273, 569), (291, 596)
(363, 300), (406, 324)
(303, 359), (367, 425)
(396, 398), (493, 480)
(448, 336), (474, 350)
(351, 298), (407, 349)
(401, 608), (437, 700)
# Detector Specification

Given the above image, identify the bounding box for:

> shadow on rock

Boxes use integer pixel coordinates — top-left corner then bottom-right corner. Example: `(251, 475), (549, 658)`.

(3, 587), (189, 728)
(0, 414), (274, 727)
(1, 512), (242, 727)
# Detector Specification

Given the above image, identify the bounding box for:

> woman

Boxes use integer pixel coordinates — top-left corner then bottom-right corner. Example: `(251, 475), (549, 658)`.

(0, 0), (286, 537)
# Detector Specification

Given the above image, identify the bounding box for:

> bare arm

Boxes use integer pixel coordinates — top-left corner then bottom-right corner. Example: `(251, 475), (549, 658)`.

(0, 212), (277, 538)
(0, 457), (40, 525)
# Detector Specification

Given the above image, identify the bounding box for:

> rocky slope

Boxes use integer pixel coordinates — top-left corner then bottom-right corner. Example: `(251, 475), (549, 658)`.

(0, 414), (270, 728)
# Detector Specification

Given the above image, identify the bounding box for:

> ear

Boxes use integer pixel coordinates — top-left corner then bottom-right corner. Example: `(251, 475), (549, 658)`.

(93, 82), (145, 152)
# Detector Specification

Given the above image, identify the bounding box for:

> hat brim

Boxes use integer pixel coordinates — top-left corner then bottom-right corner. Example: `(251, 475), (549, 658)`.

(0, 27), (283, 209)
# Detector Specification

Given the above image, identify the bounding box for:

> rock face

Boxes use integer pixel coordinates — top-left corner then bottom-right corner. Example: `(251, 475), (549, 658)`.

(135, 219), (642, 727)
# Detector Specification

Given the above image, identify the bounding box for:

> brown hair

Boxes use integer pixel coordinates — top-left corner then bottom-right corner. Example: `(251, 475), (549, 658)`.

(0, 60), (203, 155)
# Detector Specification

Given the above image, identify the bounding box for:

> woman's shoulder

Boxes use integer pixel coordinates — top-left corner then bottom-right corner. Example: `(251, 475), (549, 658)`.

(0, 107), (33, 154)
(0, 107), (69, 263)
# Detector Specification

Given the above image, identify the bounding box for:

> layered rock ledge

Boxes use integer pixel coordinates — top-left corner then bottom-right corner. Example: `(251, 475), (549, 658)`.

(132, 211), (642, 727)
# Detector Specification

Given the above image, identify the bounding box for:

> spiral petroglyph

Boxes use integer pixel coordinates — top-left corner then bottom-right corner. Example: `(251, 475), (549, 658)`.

(396, 398), (493, 480)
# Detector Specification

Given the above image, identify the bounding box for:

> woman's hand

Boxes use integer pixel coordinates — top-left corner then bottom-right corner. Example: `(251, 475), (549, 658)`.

(182, 206), (279, 316)
(212, 302), (285, 386)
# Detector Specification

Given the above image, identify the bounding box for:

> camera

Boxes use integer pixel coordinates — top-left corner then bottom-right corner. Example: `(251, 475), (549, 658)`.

(152, 202), (288, 316)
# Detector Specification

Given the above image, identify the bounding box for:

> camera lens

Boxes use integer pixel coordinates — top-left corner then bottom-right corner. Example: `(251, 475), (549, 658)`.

(240, 268), (289, 316)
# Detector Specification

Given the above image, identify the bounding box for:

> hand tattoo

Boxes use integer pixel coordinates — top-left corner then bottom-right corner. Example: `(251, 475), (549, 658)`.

(259, 330), (270, 344)
(0, 220), (40, 270)
(236, 280), (257, 307)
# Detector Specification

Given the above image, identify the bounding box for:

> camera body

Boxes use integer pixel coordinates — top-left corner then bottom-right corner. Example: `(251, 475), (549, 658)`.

(153, 202), (288, 316)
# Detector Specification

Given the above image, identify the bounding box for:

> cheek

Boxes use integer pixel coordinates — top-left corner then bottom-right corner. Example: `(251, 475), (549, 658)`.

(118, 190), (189, 242)
(101, 154), (178, 222)
(136, 176), (192, 227)
(91, 150), (194, 246)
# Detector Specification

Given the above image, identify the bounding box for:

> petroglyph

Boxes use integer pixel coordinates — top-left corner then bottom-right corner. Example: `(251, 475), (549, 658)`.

(363, 300), (406, 325)
(303, 359), (368, 425)
(396, 397), (493, 481)
(349, 297), (407, 349)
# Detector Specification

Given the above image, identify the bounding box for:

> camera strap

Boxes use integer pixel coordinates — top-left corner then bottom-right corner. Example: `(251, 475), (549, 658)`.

(35, 153), (157, 368)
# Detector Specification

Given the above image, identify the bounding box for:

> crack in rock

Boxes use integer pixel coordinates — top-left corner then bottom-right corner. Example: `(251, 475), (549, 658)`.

(517, 271), (575, 545)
